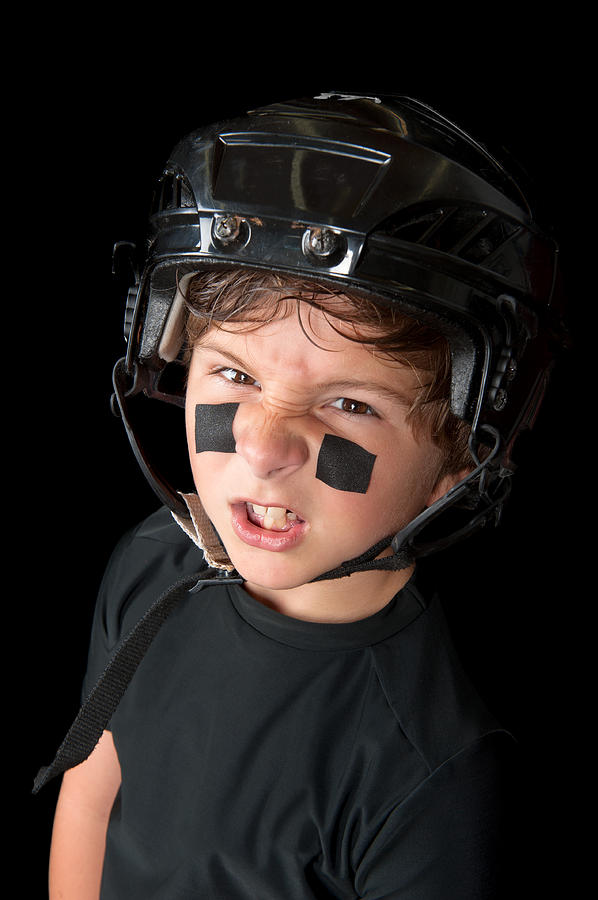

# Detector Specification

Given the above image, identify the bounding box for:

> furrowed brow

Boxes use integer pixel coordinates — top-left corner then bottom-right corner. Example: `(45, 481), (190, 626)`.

(195, 342), (253, 372)
(196, 342), (415, 408)
(316, 379), (415, 408)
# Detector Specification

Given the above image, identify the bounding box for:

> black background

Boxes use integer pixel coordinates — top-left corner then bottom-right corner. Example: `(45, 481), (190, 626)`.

(17, 27), (586, 897)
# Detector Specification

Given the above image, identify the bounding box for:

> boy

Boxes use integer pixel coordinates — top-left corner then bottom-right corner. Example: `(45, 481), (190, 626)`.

(40, 92), (566, 898)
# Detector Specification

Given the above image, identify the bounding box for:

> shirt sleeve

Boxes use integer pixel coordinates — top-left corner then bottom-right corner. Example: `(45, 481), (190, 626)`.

(353, 731), (520, 900)
(80, 509), (206, 702)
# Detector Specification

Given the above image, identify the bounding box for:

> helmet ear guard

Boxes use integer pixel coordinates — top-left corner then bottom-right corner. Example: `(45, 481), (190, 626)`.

(109, 92), (568, 580)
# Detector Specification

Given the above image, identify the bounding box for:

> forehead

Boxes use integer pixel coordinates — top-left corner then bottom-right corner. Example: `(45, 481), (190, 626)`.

(194, 298), (423, 397)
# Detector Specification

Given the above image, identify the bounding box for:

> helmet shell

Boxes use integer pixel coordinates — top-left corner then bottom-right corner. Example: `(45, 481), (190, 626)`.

(115, 91), (566, 533)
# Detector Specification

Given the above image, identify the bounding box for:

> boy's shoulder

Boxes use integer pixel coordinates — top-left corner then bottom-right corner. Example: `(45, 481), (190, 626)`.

(372, 578), (509, 772)
(104, 506), (204, 594)
(83, 507), (205, 691)
(128, 504), (198, 547)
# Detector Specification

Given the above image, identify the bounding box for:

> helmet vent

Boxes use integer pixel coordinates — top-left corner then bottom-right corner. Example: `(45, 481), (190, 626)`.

(380, 205), (521, 271)
(151, 169), (196, 214)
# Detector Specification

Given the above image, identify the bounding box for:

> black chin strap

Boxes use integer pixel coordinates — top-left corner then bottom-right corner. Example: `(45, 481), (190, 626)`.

(310, 535), (414, 581)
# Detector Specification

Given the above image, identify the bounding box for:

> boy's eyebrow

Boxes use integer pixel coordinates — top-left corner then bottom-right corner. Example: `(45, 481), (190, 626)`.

(196, 342), (415, 407)
(313, 379), (415, 408)
(195, 342), (260, 374)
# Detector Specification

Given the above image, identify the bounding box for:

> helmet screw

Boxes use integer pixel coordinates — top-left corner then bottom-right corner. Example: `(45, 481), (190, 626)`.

(213, 214), (244, 245)
(493, 388), (508, 411)
(303, 226), (340, 259)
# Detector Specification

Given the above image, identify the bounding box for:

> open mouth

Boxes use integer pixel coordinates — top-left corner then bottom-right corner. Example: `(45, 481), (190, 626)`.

(245, 502), (305, 532)
(230, 501), (308, 552)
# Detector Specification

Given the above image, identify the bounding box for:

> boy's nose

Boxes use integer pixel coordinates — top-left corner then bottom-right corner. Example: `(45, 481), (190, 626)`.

(233, 406), (309, 480)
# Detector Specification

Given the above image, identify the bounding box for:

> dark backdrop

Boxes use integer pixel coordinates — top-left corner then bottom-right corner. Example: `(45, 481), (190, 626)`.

(18, 40), (584, 897)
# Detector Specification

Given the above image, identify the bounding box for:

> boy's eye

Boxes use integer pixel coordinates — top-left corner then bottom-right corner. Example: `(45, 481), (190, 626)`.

(330, 398), (375, 416)
(220, 368), (260, 386)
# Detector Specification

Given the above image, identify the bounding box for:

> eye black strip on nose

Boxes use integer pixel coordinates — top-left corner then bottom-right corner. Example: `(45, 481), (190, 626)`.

(195, 403), (239, 453)
(316, 434), (376, 494)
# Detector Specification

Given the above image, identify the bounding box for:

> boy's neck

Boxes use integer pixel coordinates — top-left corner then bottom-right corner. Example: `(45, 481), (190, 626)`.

(242, 564), (415, 624)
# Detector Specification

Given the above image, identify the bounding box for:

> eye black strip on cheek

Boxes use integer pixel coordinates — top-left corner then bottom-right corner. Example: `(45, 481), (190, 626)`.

(195, 403), (239, 453)
(315, 433), (376, 494)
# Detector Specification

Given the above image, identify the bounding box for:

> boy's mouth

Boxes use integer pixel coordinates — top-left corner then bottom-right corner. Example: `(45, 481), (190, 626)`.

(245, 502), (304, 531)
(230, 501), (309, 552)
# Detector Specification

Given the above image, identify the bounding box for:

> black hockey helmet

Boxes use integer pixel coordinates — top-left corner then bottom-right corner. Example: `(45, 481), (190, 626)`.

(111, 91), (567, 577)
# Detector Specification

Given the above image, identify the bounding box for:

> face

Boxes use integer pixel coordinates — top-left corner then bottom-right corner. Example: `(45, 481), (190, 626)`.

(185, 302), (458, 594)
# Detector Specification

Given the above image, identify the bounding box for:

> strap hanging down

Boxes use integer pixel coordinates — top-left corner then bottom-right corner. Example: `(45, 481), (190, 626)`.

(32, 569), (241, 794)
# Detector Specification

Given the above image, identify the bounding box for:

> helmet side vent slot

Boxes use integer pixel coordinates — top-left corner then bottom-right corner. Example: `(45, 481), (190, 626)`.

(378, 205), (523, 269)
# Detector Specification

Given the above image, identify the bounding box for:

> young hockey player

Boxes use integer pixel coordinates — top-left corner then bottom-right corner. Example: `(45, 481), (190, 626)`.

(40, 91), (566, 898)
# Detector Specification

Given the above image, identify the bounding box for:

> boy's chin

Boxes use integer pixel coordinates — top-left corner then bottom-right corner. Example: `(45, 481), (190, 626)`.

(226, 550), (334, 595)
(234, 564), (320, 595)
(225, 537), (400, 596)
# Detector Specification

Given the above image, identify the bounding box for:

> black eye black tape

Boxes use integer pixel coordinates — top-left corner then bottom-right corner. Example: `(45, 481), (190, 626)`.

(195, 403), (238, 453)
(316, 434), (376, 494)
(194, 408), (375, 494)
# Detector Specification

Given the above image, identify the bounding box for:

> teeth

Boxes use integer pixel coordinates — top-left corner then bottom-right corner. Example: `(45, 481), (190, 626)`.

(248, 503), (298, 531)
(263, 507), (288, 530)
(266, 506), (287, 518)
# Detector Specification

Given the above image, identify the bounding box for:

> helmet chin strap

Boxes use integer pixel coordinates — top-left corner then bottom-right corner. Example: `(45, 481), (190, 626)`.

(171, 492), (413, 584)
(310, 536), (414, 581)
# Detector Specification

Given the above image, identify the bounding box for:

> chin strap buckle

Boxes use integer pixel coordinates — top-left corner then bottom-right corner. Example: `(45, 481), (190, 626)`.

(189, 568), (244, 593)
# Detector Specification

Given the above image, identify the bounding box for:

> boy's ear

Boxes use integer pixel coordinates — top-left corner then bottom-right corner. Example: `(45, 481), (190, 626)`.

(426, 467), (472, 508)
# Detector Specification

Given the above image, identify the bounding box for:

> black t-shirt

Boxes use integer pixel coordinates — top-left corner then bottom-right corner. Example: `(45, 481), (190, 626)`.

(84, 507), (518, 899)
